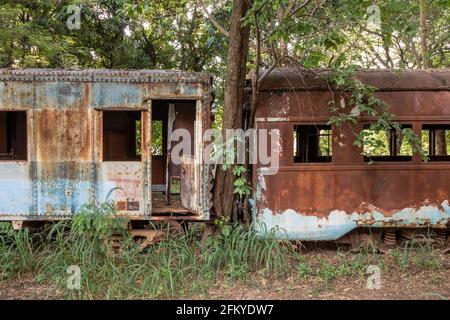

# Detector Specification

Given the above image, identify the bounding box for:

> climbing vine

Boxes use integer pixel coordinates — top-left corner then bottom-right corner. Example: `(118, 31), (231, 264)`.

(214, 135), (252, 197)
(326, 66), (428, 163)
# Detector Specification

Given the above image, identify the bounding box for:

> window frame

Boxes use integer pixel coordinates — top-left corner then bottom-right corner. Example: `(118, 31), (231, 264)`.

(362, 124), (413, 162)
(102, 110), (143, 162)
(293, 124), (332, 164)
(422, 124), (450, 162)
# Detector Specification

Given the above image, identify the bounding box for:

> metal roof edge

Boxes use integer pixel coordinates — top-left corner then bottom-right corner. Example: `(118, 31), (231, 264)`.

(0, 68), (213, 84)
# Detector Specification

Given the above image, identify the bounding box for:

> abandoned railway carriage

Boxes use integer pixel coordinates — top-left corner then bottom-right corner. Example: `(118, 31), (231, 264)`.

(251, 69), (450, 244)
(0, 69), (214, 228)
(0, 68), (449, 245)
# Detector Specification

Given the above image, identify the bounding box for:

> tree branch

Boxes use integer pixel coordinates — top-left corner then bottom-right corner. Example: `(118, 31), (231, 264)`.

(199, 0), (229, 38)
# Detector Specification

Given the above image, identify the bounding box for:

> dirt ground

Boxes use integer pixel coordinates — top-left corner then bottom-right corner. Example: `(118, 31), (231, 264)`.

(203, 247), (450, 300)
(203, 270), (450, 300)
(1, 246), (449, 300)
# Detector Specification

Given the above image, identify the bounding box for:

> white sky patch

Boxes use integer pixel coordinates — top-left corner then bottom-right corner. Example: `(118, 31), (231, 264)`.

(200, 4), (216, 19)
(94, 4), (112, 20)
(90, 50), (98, 60)
(124, 25), (131, 37)
(187, 10), (193, 20)
(171, 40), (181, 50)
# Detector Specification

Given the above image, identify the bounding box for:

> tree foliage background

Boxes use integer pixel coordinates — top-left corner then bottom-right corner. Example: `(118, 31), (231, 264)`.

(0, 0), (448, 105)
(1, 0), (448, 82)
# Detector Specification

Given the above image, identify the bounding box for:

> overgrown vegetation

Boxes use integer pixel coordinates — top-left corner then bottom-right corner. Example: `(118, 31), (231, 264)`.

(0, 204), (446, 299)
(0, 203), (295, 299)
(327, 65), (429, 163)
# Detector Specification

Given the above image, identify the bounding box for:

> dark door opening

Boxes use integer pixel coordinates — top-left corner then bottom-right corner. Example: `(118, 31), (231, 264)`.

(151, 100), (196, 214)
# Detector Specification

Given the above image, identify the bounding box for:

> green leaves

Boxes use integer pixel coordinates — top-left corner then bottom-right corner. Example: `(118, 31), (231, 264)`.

(233, 165), (251, 196)
(71, 202), (126, 240)
(0, 0), (227, 71)
(328, 66), (428, 162)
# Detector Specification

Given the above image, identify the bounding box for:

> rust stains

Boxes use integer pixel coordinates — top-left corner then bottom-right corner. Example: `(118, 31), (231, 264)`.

(35, 109), (91, 162)
(252, 69), (450, 239)
(257, 69), (450, 92)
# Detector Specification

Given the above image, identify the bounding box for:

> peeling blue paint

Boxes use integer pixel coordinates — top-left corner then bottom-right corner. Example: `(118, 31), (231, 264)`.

(93, 83), (143, 109)
(256, 202), (450, 241)
(35, 82), (85, 109)
(0, 162), (142, 217)
(256, 209), (358, 240)
(0, 81), (34, 108)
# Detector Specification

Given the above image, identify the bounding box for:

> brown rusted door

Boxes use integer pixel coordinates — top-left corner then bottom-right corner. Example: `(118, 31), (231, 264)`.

(180, 155), (197, 212)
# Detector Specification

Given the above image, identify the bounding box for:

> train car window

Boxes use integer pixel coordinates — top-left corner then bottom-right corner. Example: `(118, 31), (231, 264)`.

(422, 125), (450, 161)
(0, 111), (27, 161)
(362, 124), (413, 162)
(293, 125), (332, 163)
(103, 111), (141, 161)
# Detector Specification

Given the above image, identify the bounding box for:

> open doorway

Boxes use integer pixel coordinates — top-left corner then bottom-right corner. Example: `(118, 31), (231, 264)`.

(151, 100), (196, 214)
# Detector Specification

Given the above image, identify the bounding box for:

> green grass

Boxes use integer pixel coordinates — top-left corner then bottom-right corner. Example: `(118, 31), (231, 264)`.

(0, 207), (446, 299)
(0, 203), (298, 299)
(390, 236), (442, 272)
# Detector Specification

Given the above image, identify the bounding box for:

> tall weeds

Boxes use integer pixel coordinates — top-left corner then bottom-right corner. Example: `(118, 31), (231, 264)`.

(1, 205), (445, 299)
(0, 203), (297, 299)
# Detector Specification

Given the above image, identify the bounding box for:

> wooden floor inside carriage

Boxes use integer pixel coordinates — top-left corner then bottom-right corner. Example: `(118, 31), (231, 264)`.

(151, 192), (190, 214)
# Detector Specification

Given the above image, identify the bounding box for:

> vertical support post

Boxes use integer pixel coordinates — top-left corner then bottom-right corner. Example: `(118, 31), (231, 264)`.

(92, 108), (103, 206)
(30, 80), (39, 216)
(88, 92), (97, 205)
(430, 128), (436, 156)
(142, 101), (152, 216)
(195, 99), (203, 214)
(413, 122), (422, 163)
(166, 103), (175, 205)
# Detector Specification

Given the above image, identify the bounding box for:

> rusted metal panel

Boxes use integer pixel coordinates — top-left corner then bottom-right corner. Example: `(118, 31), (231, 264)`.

(0, 81), (34, 110)
(0, 162), (32, 216)
(35, 109), (92, 161)
(180, 155), (196, 212)
(254, 91), (450, 120)
(257, 69), (450, 92)
(252, 69), (450, 240)
(96, 162), (144, 216)
(0, 68), (212, 221)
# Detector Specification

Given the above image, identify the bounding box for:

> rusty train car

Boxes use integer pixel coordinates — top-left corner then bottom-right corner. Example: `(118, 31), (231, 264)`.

(251, 69), (450, 243)
(0, 69), (213, 228)
(0, 68), (449, 245)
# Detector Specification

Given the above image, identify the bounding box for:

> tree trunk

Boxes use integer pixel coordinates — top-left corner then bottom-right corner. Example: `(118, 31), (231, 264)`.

(419, 0), (429, 68)
(279, 4), (289, 58)
(213, 0), (250, 219)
